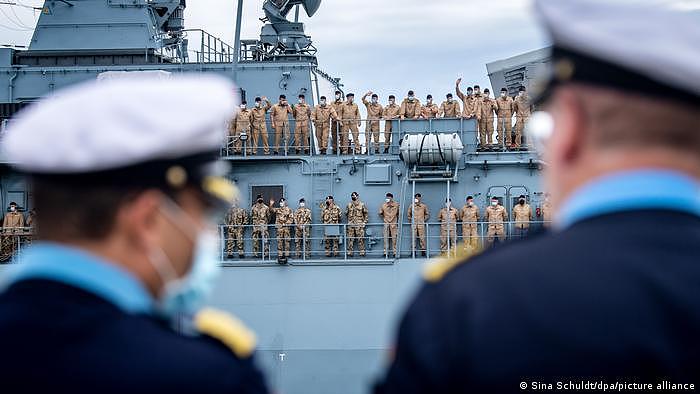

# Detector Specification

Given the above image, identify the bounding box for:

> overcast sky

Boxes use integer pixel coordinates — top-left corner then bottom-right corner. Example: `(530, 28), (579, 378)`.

(2, 0), (700, 103)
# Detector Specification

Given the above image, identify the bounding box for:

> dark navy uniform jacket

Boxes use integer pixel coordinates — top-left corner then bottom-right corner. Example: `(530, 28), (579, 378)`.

(0, 244), (268, 394)
(375, 171), (700, 393)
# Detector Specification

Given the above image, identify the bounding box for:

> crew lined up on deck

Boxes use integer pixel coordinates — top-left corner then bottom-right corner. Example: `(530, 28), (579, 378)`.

(227, 81), (533, 156)
(223, 192), (553, 260)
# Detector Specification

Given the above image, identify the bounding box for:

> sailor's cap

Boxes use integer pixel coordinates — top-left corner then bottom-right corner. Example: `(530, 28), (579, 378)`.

(533, 0), (700, 107)
(3, 74), (240, 207)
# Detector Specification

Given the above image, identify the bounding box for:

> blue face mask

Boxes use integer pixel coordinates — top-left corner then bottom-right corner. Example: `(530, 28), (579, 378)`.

(148, 199), (222, 319)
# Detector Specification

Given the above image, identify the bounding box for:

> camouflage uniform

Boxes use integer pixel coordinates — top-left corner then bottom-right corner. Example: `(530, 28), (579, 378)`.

(321, 202), (342, 257)
(345, 199), (369, 256)
(437, 206), (459, 255)
(251, 202), (270, 257)
(225, 207), (248, 258)
(1, 209), (24, 261)
(379, 200), (400, 257)
(270, 203), (294, 257)
(294, 206), (312, 258)
(459, 203), (480, 251)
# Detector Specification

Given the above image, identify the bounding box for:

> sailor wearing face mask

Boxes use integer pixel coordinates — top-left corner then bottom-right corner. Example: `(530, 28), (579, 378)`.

(379, 193), (400, 258)
(330, 91), (345, 155)
(420, 95), (439, 119)
(513, 86), (532, 149)
(382, 95), (400, 153)
(512, 194), (532, 239)
(0, 75), (268, 393)
(495, 87), (515, 149)
(439, 93), (461, 118)
(362, 91), (383, 154)
(294, 198), (312, 258)
(1, 201), (25, 260)
(399, 90), (421, 120)
(311, 96), (338, 155)
(485, 196), (508, 247)
(228, 100), (252, 155)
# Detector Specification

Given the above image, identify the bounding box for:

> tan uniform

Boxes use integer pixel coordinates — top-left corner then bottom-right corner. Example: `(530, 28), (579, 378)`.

(346, 200), (369, 256)
(2, 210), (24, 260)
(330, 99), (345, 153)
(479, 97), (497, 146)
(460, 204), (480, 251)
(495, 96), (514, 146)
(437, 206), (459, 255)
(362, 96), (383, 153)
(541, 201), (553, 228)
(228, 109), (253, 155)
(485, 204), (508, 246)
(293, 103), (312, 153)
(225, 207), (248, 257)
(513, 94), (531, 148)
(294, 207), (312, 258)
(399, 98), (421, 120)
(382, 103), (400, 147)
(271, 103), (293, 153)
(270, 204), (294, 257)
(456, 88), (482, 120)
(513, 202), (532, 239)
(321, 203), (343, 256)
(420, 103), (439, 119)
(379, 201), (400, 257)
(340, 101), (361, 154)
(251, 100), (272, 155)
(439, 100), (461, 118)
(311, 104), (338, 153)
(407, 202), (430, 253)
(251, 202), (270, 257)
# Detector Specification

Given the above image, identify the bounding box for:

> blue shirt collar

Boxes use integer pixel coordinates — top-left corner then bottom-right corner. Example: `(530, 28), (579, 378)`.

(2, 242), (154, 315)
(557, 170), (700, 229)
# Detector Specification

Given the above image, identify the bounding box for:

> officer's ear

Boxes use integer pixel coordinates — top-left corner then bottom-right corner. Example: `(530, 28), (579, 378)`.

(116, 189), (164, 252)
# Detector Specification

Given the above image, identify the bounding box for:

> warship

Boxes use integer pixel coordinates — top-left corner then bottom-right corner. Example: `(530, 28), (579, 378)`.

(0, 1), (548, 393)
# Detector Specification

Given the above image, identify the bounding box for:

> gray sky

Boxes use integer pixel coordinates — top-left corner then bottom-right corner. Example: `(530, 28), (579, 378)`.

(2, 0), (700, 103)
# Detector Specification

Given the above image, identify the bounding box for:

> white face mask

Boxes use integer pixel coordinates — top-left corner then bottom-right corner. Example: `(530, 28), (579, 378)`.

(427, 99), (432, 104)
(280, 201), (286, 207)
(414, 198), (419, 203)
(372, 98), (378, 104)
(240, 104), (246, 109)
(148, 199), (221, 319)
(255, 102), (261, 108)
(408, 96), (415, 101)
(385, 198), (391, 203)
(501, 92), (507, 98)
(389, 99), (395, 104)
(299, 202), (305, 207)
(519, 91), (525, 97)
(468, 201), (473, 206)
(446, 202), (451, 207)
(447, 98), (453, 103)
(336, 94), (341, 100)
(320, 100), (326, 106)
(9, 206), (16, 212)
(491, 201), (498, 206)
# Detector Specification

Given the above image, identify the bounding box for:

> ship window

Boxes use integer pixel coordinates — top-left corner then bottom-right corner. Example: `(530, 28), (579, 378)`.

(251, 185), (284, 205)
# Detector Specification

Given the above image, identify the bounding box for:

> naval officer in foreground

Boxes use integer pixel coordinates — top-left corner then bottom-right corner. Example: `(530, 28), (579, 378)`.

(375, 0), (700, 392)
(0, 76), (269, 393)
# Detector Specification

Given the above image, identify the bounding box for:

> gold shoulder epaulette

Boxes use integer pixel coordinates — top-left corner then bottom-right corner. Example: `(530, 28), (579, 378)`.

(194, 308), (257, 358)
(423, 245), (481, 283)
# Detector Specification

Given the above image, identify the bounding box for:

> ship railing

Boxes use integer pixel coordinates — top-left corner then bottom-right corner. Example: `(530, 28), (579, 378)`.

(0, 221), (552, 265)
(0, 227), (36, 264)
(222, 117), (532, 159)
(217, 220), (552, 263)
